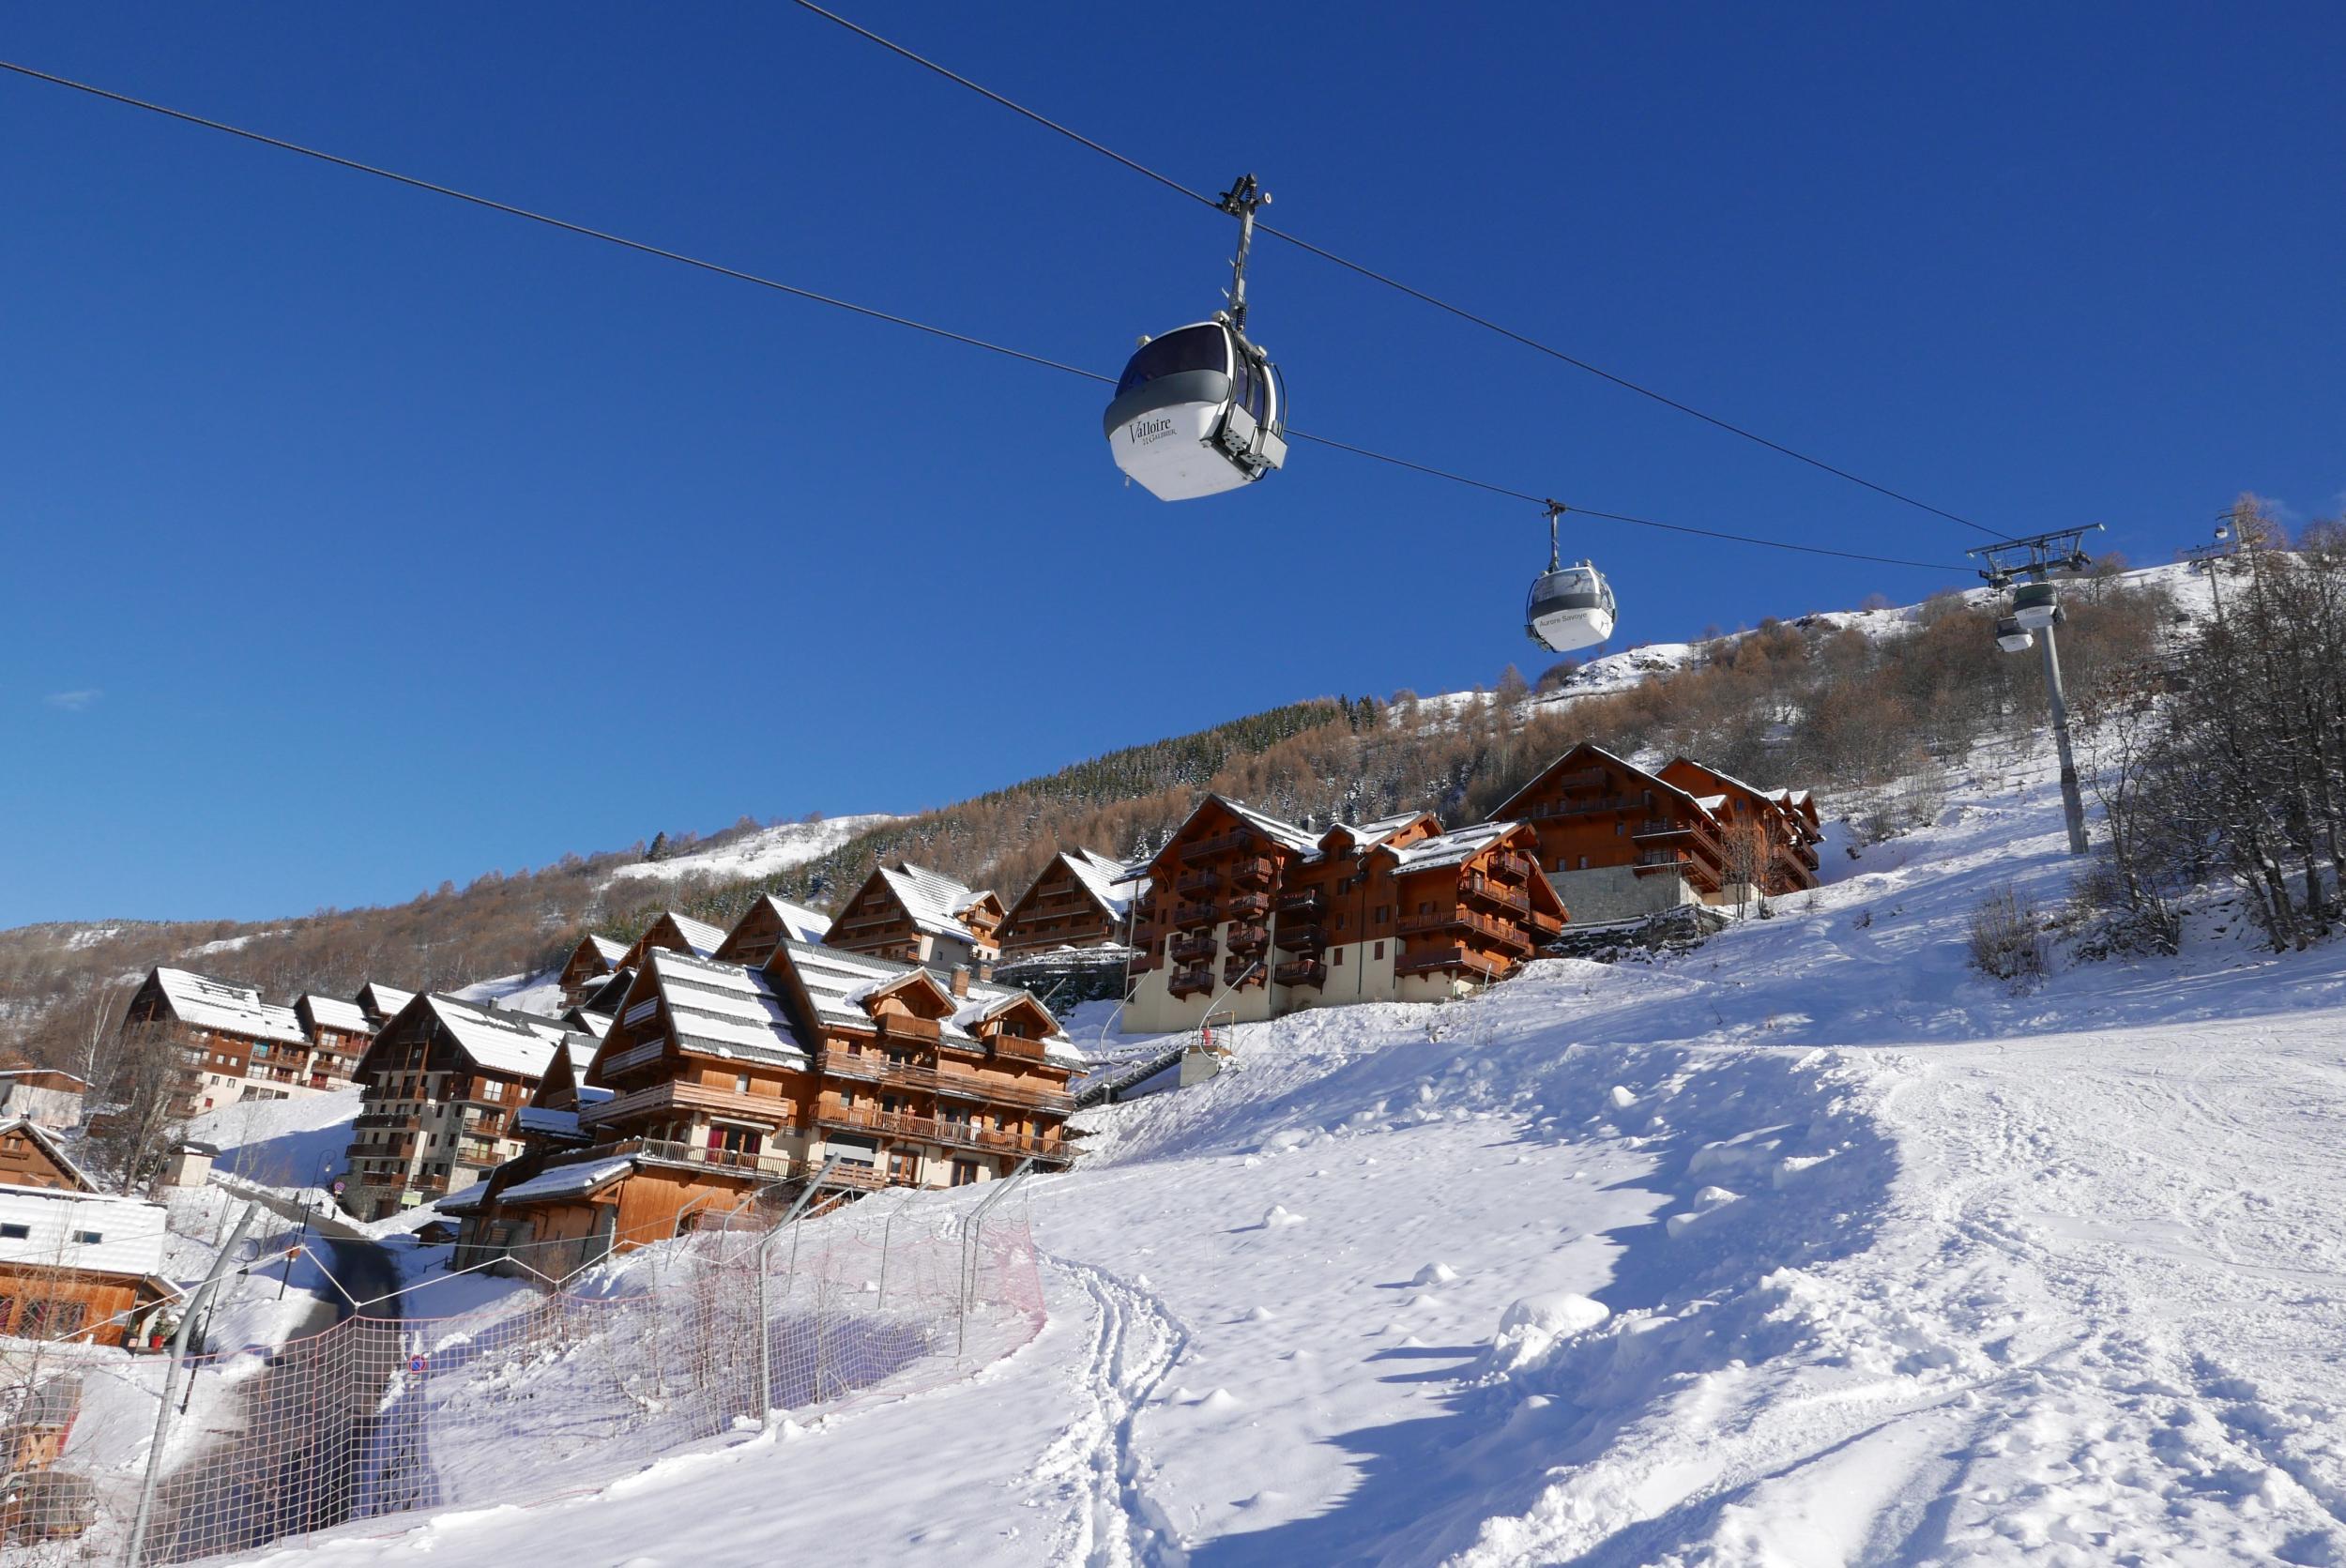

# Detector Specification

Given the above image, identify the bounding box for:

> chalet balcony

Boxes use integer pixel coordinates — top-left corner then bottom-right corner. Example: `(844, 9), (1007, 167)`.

(1396, 945), (1509, 981)
(1224, 891), (1272, 921)
(1272, 958), (1326, 988)
(598, 1037), (668, 1079)
(1523, 794), (1639, 821)
(1490, 850), (1538, 883)
(1459, 875), (1531, 915)
(877, 1013), (943, 1046)
(814, 1105), (1067, 1163)
(1169, 933), (1216, 965)
(1633, 817), (1726, 862)
(1276, 888), (1326, 918)
(584, 1078), (802, 1130)
(1273, 922), (1326, 952)
(1169, 902), (1217, 930)
(1226, 923), (1270, 956)
(814, 1052), (1074, 1115)
(1175, 868), (1220, 897)
(1223, 955), (1267, 988)
(355, 1112), (419, 1132)
(1228, 855), (1276, 887)
(1548, 768), (1610, 793)
(1181, 830), (1252, 863)
(1167, 968), (1214, 1000)
(1396, 908), (1533, 953)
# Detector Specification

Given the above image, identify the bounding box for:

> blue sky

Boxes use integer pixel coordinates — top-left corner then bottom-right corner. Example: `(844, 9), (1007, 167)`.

(4, 3), (2341, 926)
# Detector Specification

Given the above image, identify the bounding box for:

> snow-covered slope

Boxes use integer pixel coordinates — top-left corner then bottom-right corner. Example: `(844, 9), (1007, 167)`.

(602, 813), (900, 889)
(258, 710), (2346, 1567)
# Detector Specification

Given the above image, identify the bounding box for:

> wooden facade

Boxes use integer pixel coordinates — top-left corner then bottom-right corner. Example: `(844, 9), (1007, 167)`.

(292, 995), (371, 1088)
(342, 995), (580, 1220)
(1494, 744), (1823, 924)
(824, 863), (1004, 969)
(0, 1131), (174, 1348)
(1121, 799), (1566, 1033)
(557, 935), (631, 1006)
(122, 967), (314, 1115)
(997, 849), (1137, 957)
(616, 911), (728, 973)
(710, 894), (832, 967)
(452, 941), (1083, 1279)
(1654, 757), (1824, 896)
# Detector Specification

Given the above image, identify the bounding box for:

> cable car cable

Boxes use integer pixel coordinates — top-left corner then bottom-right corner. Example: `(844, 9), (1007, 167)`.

(782, 0), (2009, 542)
(0, 60), (1113, 388)
(0, 57), (1962, 576)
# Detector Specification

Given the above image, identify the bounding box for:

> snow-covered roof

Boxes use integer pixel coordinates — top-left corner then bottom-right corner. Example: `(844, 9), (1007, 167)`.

(297, 994), (372, 1036)
(0, 1181), (167, 1277)
(754, 894), (831, 945)
(772, 939), (1082, 1066)
(1059, 849), (1138, 920)
(1330, 811), (1432, 849)
(564, 1008), (613, 1040)
(357, 982), (415, 1020)
(1215, 798), (1324, 855)
(495, 1156), (635, 1206)
(587, 936), (630, 965)
(1385, 822), (1516, 875)
(665, 912), (728, 958)
(644, 950), (813, 1070)
(146, 967), (307, 1045)
(0, 1117), (96, 1191)
(1496, 743), (1719, 825)
(879, 863), (990, 943)
(419, 996), (574, 1080)
(579, 967), (635, 1017)
(434, 1184), (489, 1215)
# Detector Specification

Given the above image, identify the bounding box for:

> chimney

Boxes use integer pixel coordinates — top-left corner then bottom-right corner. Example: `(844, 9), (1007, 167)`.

(950, 965), (971, 998)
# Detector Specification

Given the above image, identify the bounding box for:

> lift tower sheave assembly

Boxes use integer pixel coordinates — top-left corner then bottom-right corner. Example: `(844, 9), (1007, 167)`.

(1968, 526), (2105, 857)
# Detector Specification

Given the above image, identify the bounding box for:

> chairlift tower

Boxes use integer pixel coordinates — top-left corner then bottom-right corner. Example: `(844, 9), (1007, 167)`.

(1968, 525), (2103, 856)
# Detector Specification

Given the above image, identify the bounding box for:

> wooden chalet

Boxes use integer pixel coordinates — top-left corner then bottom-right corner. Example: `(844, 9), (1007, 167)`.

(616, 910), (729, 972)
(0, 1119), (174, 1347)
(1493, 743), (1822, 922)
(355, 982), (416, 1030)
(292, 994), (372, 1087)
(556, 935), (631, 1006)
(824, 863), (1004, 969)
(1120, 799), (1564, 1033)
(453, 941), (1082, 1279)
(122, 967), (316, 1114)
(0, 1069), (87, 1131)
(710, 894), (832, 967)
(1654, 757), (1824, 896)
(342, 994), (582, 1220)
(997, 849), (1141, 958)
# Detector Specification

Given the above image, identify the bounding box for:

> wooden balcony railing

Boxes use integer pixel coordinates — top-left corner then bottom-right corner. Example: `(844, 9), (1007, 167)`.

(1167, 968), (1214, 999)
(1169, 933), (1216, 965)
(598, 1037), (668, 1079)
(1228, 856), (1276, 887)
(1180, 830), (1253, 862)
(1169, 902), (1217, 929)
(1276, 888), (1326, 918)
(1273, 922), (1326, 951)
(814, 1106), (1068, 1162)
(1460, 875), (1531, 914)
(1224, 891), (1272, 921)
(1272, 959), (1326, 988)
(1395, 945), (1509, 980)
(1174, 868), (1220, 897)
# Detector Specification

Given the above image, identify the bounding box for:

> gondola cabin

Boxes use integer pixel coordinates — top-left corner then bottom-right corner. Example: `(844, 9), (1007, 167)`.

(1526, 562), (1618, 654)
(1104, 321), (1286, 501)
(1995, 615), (2035, 653)
(2010, 582), (2060, 632)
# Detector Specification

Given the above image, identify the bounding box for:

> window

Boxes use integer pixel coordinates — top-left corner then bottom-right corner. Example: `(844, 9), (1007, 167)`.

(1373, 941), (1385, 960)
(735, 1073), (752, 1095)
(18, 1301), (51, 1339)
(889, 1149), (920, 1184)
(1331, 949), (1345, 967)
(841, 1088), (857, 1108)
(1578, 857), (1590, 870)
(48, 1302), (84, 1339)
(1374, 906), (1388, 924)
(1614, 821), (1624, 836)
(0, 1223), (28, 1240)
(708, 1126), (763, 1156)
(72, 1229), (102, 1245)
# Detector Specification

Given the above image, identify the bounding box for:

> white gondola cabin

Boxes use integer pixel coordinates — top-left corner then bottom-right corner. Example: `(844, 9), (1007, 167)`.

(2010, 581), (2060, 631)
(1104, 320), (1287, 501)
(1994, 614), (2035, 653)
(1526, 561), (1618, 654)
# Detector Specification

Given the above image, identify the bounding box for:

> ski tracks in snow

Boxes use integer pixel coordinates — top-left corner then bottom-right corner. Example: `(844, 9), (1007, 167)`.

(1026, 1256), (1192, 1568)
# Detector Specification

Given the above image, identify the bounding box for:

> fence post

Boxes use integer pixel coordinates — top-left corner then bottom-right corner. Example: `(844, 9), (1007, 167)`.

(955, 1162), (1033, 1357)
(127, 1202), (260, 1568)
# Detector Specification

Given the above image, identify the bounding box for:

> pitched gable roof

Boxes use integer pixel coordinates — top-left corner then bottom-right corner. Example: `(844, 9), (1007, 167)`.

(363, 994), (572, 1081)
(0, 1117), (97, 1192)
(356, 982), (415, 1023)
(1491, 742), (1717, 824)
(638, 949), (812, 1071)
(296, 994), (371, 1036)
(145, 967), (307, 1045)
(766, 940), (1083, 1065)
(1059, 848), (1138, 920)
(878, 863), (990, 944)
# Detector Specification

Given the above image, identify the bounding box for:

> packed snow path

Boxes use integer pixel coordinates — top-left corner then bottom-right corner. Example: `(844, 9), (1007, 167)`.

(252, 749), (2346, 1565)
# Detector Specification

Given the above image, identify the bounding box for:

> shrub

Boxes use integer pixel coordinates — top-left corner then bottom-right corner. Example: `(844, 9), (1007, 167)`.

(1968, 884), (2049, 988)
